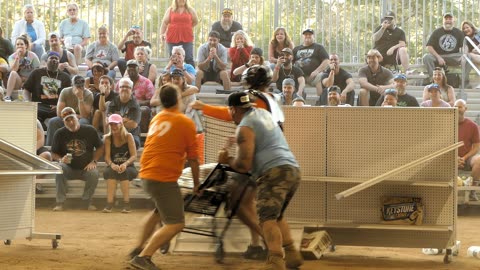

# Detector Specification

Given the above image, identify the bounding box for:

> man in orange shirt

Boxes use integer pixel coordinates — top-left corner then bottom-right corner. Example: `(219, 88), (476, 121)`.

(129, 84), (200, 270)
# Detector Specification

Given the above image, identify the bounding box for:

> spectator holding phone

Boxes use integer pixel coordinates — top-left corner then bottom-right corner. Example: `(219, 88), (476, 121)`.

(164, 45), (196, 85)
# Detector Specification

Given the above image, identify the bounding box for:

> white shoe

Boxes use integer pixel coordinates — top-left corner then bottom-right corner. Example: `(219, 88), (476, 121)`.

(464, 176), (473, 186)
(422, 248), (443, 255)
(451, 241), (461, 256)
(4, 96), (12, 102)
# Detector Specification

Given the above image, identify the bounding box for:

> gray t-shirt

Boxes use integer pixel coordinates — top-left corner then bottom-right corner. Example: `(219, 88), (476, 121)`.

(58, 86), (94, 112)
(59, 19), (91, 47)
(196, 43), (227, 72)
(85, 41), (119, 66)
(239, 108), (298, 178)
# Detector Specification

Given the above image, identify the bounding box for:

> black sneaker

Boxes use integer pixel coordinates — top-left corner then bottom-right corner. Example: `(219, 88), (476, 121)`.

(121, 202), (131, 213)
(129, 255), (160, 270)
(243, 245), (267, 260)
(128, 247), (143, 260)
(103, 203), (114, 213)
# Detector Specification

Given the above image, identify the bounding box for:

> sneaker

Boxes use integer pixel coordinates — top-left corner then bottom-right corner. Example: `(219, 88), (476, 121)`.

(284, 244), (304, 268)
(4, 96), (12, 102)
(264, 254), (286, 270)
(469, 191), (479, 201)
(422, 248), (443, 255)
(35, 184), (44, 194)
(159, 242), (170, 254)
(121, 202), (131, 213)
(129, 255), (160, 270)
(128, 247), (143, 260)
(405, 69), (416, 75)
(464, 177), (473, 186)
(451, 240), (461, 256)
(86, 202), (97, 211)
(243, 245), (267, 260)
(102, 204), (113, 213)
(52, 203), (64, 211)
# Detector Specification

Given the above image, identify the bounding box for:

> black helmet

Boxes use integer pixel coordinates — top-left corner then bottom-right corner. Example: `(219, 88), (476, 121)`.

(241, 65), (272, 90)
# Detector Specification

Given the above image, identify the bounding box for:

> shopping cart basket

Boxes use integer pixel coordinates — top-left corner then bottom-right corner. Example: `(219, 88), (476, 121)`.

(182, 163), (254, 263)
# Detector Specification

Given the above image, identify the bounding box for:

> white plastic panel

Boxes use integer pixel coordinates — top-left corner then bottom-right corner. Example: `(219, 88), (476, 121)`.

(0, 103), (38, 153)
(284, 179), (326, 223)
(0, 176), (33, 239)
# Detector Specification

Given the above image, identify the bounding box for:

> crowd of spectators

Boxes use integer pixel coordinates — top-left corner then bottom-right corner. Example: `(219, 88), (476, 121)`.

(1, 3), (479, 213)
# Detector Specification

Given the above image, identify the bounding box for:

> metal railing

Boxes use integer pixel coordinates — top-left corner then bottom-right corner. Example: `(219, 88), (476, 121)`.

(2, 0), (480, 64)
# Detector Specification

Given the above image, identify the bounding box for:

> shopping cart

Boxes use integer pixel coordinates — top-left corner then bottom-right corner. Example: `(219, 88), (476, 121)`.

(181, 163), (254, 263)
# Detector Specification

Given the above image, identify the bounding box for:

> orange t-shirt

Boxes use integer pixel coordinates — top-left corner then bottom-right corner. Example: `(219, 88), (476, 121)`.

(140, 108), (198, 182)
(202, 93), (269, 121)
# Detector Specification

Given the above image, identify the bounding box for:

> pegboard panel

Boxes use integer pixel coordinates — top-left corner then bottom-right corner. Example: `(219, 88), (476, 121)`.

(0, 103), (37, 153)
(284, 179), (326, 223)
(203, 116), (236, 164)
(326, 182), (454, 225)
(283, 106), (327, 177)
(0, 176), (34, 239)
(326, 107), (457, 181)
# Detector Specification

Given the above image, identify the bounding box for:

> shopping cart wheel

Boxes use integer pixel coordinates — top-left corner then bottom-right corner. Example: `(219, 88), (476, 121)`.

(443, 249), (452, 264)
(330, 245), (336, 252)
(4, 240), (11, 245)
(215, 240), (225, 263)
(52, 239), (59, 249)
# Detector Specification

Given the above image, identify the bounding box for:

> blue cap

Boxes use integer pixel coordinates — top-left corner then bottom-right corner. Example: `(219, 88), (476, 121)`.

(394, 74), (407, 81)
(427, 83), (440, 91)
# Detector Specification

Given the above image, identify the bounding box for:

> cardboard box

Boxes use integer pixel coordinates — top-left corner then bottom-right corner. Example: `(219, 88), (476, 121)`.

(300, 230), (332, 260)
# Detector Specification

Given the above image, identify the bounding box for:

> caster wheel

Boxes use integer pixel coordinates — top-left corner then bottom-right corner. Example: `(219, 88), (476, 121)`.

(443, 249), (452, 264)
(4, 240), (11, 245)
(215, 240), (225, 263)
(329, 245), (336, 252)
(52, 239), (59, 249)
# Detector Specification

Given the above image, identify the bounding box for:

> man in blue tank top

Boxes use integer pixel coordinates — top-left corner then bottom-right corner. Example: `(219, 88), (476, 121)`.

(218, 92), (303, 270)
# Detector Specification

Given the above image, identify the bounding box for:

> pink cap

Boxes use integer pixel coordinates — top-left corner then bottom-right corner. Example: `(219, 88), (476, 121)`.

(108, 114), (123, 124)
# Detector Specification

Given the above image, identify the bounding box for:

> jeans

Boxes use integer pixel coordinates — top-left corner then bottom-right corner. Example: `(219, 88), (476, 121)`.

(46, 116), (91, 146)
(55, 162), (99, 203)
(423, 52), (471, 83)
(166, 42), (194, 66)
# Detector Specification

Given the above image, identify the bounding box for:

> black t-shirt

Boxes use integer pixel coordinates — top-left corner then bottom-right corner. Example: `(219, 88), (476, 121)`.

(210, 21), (243, 48)
(275, 65), (304, 91)
(320, 68), (352, 90)
(292, 43), (329, 76)
(375, 93), (420, 107)
(51, 125), (103, 170)
(373, 26), (406, 55)
(426, 27), (464, 55)
(0, 37), (14, 62)
(23, 68), (72, 106)
(93, 91), (118, 111)
(107, 96), (141, 136)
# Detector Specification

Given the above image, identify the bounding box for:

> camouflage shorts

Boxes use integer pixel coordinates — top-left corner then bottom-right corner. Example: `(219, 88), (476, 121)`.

(256, 165), (301, 223)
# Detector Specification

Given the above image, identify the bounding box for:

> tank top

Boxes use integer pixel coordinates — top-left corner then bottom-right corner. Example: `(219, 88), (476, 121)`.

(166, 9), (194, 43)
(139, 61), (151, 79)
(109, 136), (132, 166)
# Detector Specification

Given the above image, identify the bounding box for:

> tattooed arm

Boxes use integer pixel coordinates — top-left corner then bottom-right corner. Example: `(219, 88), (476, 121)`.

(226, 126), (255, 173)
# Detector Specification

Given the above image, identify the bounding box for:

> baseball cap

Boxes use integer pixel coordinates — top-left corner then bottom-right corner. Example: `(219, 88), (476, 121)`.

(251, 47), (263, 57)
(443, 12), (453, 18)
(108, 114), (123, 124)
(281, 48), (293, 55)
(327, 86), (341, 93)
(383, 11), (396, 19)
(126, 59), (139, 67)
(47, 51), (60, 59)
(72, 75), (85, 87)
(222, 8), (233, 16)
(47, 32), (59, 39)
(384, 88), (398, 98)
(282, 78), (295, 87)
(170, 69), (184, 77)
(302, 28), (314, 35)
(393, 74), (407, 81)
(61, 107), (76, 121)
(228, 92), (253, 108)
(427, 83), (440, 91)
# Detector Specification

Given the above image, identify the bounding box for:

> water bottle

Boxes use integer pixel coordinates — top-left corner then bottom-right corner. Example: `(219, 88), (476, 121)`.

(467, 246), (480, 258)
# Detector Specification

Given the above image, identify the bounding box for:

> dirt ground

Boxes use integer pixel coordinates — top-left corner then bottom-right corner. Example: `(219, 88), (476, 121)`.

(1, 207), (480, 270)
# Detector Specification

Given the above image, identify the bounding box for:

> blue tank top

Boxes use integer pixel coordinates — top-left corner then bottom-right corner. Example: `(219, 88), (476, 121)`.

(239, 108), (298, 178)
(109, 136), (132, 166)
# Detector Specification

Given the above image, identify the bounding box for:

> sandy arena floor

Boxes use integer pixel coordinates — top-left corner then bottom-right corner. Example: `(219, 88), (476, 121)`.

(1, 207), (480, 270)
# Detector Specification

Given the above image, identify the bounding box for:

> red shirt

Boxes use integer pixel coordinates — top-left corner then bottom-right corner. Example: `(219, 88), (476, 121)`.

(166, 9), (194, 43)
(458, 118), (480, 157)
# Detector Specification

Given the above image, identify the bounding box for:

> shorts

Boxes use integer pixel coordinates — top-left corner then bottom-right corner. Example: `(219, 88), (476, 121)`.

(143, 179), (185, 224)
(307, 72), (323, 87)
(103, 165), (138, 181)
(381, 49), (401, 66)
(256, 164), (301, 223)
(463, 154), (480, 171)
(203, 70), (222, 83)
(36, 146), (49, 155)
